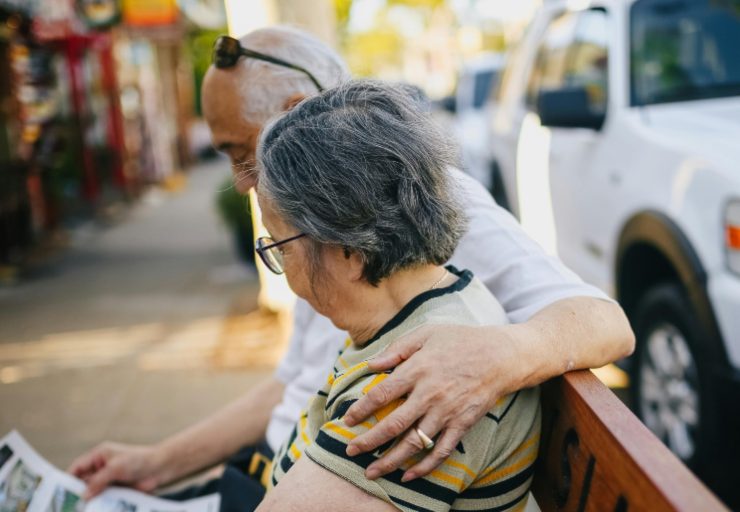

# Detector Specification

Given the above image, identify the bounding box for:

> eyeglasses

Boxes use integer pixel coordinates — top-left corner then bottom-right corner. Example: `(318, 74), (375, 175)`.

(212, 35), (324, 92)
(255, 233), (306, 274)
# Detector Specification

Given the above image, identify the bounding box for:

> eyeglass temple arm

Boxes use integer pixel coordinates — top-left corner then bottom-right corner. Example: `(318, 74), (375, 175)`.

(258, 233), (306, 252)
(240, 48), (324, 92)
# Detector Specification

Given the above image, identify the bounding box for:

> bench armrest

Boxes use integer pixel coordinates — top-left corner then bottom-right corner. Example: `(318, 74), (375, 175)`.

(531, 370), (727, 511)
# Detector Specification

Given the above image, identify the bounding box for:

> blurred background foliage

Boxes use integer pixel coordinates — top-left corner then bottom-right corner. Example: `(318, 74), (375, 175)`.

(216, 178), (255, 266)
(188, 28), (228, 115)
(330, 0), (518, 95)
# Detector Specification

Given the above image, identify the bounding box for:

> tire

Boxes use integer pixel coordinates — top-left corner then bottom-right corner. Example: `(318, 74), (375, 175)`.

(630, 282), (713, 473)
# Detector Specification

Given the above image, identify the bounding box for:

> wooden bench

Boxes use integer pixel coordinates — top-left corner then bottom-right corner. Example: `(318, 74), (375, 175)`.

(530, 370), (728, 511)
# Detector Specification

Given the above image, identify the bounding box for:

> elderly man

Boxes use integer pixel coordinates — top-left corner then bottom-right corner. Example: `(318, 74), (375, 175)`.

(70, 26), (634, 510)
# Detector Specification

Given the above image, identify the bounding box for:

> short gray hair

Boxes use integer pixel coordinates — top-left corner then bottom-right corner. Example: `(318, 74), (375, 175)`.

(257, 80), (467, 286)
(236, 26), (350, 124)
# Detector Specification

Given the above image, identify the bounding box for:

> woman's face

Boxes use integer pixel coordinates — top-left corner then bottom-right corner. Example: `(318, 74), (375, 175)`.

(257, 193), (353, 322)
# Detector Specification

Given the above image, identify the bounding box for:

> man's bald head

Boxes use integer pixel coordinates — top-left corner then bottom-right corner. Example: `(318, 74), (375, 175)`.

(202, 26), (349, 193)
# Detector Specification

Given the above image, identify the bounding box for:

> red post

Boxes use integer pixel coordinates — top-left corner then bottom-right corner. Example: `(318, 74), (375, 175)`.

(97, 33), (128, 191)
(64, 36), (99, 203)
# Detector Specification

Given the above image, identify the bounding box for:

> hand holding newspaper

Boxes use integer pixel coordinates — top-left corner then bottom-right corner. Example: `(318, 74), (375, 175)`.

(0, 432), (219, 512)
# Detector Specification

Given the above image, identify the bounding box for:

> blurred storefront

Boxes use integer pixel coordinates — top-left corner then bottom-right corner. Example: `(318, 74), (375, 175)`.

(0, 0), (197, 272)
(118, 0), (193, 184)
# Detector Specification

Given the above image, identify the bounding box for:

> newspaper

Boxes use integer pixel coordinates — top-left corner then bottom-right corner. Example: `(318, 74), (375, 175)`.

(0, 431), (220, 512)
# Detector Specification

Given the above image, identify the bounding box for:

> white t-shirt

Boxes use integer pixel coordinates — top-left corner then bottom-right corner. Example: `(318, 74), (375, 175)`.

(264, 168), (609, 452)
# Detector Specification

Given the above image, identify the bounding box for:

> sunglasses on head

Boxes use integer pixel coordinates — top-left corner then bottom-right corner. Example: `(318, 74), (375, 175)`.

(212, 35), (325, 92)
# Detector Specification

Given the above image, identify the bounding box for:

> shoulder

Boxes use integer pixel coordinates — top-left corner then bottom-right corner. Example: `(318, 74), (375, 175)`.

(448, 167), (495, 205)
(459, 387), (541, 462)
(459, 388), (541, 507)
(416, 269), (508, 328)
(445, 169), (539, 281)
(460, 273), (508, 323)
(324, 358), (388, 415)
(486, 387), (540, 427)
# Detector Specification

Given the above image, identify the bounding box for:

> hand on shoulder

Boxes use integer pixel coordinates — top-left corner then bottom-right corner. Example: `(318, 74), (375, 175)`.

(343, 323), (526, 481)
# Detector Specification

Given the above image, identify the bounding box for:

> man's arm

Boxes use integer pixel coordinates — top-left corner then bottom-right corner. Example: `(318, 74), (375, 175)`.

(69, 376), (285, 498)
(343, 296), (634, 481)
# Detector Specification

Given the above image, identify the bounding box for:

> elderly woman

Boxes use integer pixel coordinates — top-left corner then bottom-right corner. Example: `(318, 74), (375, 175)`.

(254, 81), (540, 512)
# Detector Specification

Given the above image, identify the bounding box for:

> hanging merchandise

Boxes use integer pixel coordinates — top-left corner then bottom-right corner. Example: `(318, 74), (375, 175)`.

(76, 0), (121, 30)
(12, 44), (58, 128)
(31, 0), (80, 41)
(0, 7), (34, 269)
(0, 0), (128, 272)
(5, 28), (63, 237)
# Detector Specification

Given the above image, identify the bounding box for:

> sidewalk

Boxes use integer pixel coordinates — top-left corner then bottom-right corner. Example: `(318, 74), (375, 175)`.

(0, 159), (288, 469)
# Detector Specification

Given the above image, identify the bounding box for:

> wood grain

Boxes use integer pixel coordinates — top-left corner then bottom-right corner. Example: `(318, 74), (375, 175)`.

(531, 370), (728, 511)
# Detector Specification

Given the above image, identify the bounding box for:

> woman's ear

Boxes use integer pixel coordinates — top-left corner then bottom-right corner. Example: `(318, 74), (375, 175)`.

(344, 248), (365, 282)
(340, 247), (365, 281)
(282, 93), (307, 112)
(324, 246), (363, 283)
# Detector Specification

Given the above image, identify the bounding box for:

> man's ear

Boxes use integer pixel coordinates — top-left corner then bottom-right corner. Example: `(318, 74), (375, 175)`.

(282, 93), (307, 112)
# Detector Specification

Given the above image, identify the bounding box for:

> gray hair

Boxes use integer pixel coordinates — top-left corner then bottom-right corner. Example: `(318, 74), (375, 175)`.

(236, 26), (350, 124)
(257, 80), (467, 286)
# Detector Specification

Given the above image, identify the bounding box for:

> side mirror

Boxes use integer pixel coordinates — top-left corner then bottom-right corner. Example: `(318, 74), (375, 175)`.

(537, 87), (605, 130)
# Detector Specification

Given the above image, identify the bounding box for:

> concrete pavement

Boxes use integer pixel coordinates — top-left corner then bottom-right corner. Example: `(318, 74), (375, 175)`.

(0, 159), (288, 469)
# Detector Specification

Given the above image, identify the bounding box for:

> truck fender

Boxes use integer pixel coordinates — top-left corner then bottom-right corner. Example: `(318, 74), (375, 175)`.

(616, 211), (727, 367)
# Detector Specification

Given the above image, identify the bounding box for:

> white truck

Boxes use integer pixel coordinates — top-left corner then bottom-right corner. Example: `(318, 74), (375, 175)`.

(486, 0), (740, 502)
(438, 54), (504, 193)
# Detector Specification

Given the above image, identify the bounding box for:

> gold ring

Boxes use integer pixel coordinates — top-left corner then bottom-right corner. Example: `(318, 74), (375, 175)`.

(415, 427), (435, 450)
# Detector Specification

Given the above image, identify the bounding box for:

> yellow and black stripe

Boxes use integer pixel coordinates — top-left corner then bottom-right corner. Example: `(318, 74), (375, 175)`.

(270, 266), (541, 511)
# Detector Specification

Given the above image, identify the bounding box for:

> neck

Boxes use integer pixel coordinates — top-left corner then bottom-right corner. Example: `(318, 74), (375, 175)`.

(337, 265), (452, 345)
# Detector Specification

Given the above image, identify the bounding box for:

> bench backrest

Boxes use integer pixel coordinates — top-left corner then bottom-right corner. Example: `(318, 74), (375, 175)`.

(531, 370), (727, 511)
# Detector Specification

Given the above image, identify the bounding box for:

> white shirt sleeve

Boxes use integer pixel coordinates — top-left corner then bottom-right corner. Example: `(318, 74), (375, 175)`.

(448, 168), (612, 324)
(273, 298), (314, 384)
(268, 298), (347, 451)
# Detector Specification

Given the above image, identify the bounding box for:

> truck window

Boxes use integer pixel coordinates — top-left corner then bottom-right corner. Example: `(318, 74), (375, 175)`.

(631, 0), (740, 105)
(563, 8), (609, 114)
(525, 12), (578, 110)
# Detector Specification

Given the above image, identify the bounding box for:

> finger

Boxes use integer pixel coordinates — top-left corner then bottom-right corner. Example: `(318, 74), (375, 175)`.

(83, 463), (119, 500)
(347, 395), (425, 456)
(344, 371), (414, 428)
(68, 448), (107, 479)
(68, 452), (96, 478)
(134, 476), (159, 494)
(365, 415), (444, 480)
(366, 329), (427, 372)
(364, 427), (427, 480)
(402, 428), (464, 481)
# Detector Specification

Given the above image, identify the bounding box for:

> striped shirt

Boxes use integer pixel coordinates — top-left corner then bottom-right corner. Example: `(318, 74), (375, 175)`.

(271, 267), (541, 512)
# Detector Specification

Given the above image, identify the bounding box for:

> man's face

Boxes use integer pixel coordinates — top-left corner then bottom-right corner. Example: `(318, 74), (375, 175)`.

(202, 68), (261, 195)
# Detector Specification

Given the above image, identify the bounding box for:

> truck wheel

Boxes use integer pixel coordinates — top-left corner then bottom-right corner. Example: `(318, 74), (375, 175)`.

(630, 282), (709, 470)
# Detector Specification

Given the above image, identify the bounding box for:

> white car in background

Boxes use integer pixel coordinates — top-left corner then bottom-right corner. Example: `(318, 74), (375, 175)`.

(487, 0), (740, 503)
(436, 54), (508, 205)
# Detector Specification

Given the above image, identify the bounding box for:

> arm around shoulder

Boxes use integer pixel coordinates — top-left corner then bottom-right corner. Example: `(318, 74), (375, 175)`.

(513, 295), (635, 387)
(341, 295), (633, 480)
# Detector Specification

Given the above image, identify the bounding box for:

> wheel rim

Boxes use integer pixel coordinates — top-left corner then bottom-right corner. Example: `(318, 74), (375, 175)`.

(639, 323), (700, 461)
